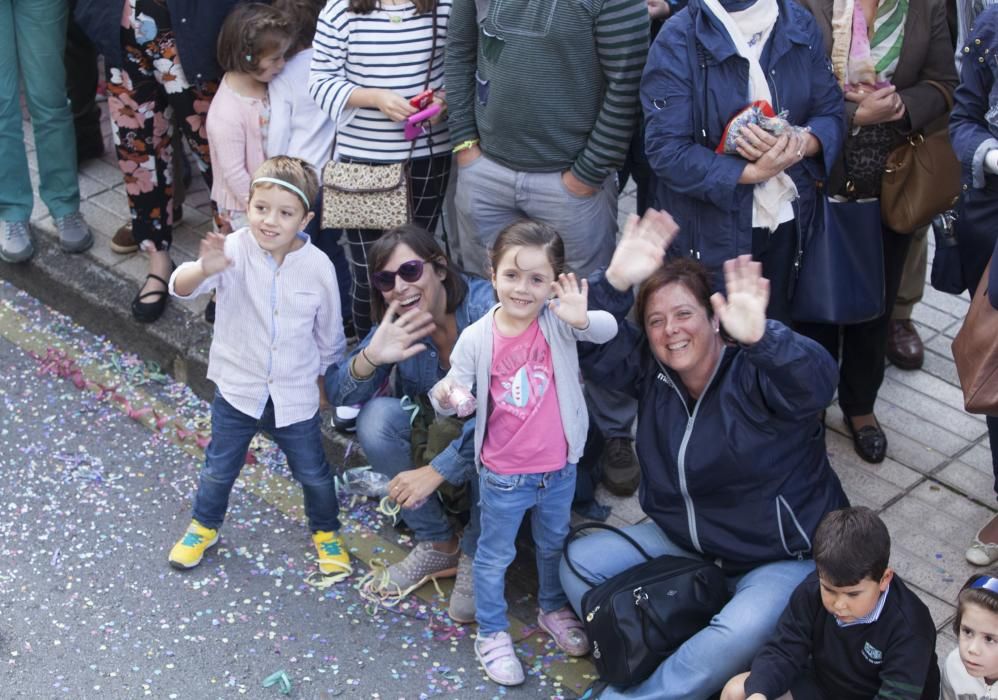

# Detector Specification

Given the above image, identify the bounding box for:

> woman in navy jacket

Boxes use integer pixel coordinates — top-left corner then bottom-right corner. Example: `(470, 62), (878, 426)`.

(641, 0), (844, 323)
(560, 210), (848, 699)
(949, 5), (998, 568)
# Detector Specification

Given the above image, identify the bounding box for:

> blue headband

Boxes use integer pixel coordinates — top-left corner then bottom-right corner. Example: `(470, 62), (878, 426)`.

(252, 177), (311, 211)
(970, 576), (998, 594)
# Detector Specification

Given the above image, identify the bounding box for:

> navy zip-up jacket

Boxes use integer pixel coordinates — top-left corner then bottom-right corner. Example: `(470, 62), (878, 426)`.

(74, 0), (244, 83)
(580, 275), (848, 569)
(641, 0), (844, 278)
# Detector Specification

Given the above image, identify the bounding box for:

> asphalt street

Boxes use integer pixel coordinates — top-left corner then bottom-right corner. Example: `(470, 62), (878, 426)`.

(0, 280), (590, 699)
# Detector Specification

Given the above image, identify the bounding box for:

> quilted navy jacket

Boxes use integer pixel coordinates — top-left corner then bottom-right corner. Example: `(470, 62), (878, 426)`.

(580, 274), (849, 570)
(641, 0), (844, 277)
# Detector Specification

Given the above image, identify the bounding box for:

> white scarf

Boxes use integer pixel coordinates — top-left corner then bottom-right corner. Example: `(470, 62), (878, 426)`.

(703, 0), (797, 230)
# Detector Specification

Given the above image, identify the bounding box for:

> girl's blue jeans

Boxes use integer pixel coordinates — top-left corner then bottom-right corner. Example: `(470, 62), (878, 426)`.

(192, 393), (341, 532)
(559, 520), (814, 700)
(474, 463), (576, 634)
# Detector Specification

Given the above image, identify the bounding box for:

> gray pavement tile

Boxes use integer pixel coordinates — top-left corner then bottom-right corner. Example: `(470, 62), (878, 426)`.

(114, 250), (153, 285)
(962, 443), (996, 474)
(922, 285), (971, 318)
(177, 203), (210, 228)
(942, 319), (962, 339)
(877, 376), (987, 442)
(919, 349), (963, 388)
(171, 223), (208, 259)
(79, 200), (128, 239)
(912, 300), (960, 333)
(77, 172), (113, 200)
(937, 629), (958, 667)
(925, 333), (955, 359)
(902, 481), (994, 544)
(875, 400), (972, 457)
(594, 485), (647, 526)
(91, 188), (130, 218)
(936, 460), (996, 500)
(185, 188), (212, 209)
(825, 403), (948, 473)
(86, 228), (133, 270)
(884, 363), (971, 408)
(905, 581), (958, 632)
(79, 158), (125, 188)
(825, 430), (923, 490)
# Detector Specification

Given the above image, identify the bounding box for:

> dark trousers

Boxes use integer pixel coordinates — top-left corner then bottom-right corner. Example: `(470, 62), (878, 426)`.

(752, 219), (798, 325)
(340, 153), (451, 337)
(796, 226), (912, 416)
(65, 3), (103, 162)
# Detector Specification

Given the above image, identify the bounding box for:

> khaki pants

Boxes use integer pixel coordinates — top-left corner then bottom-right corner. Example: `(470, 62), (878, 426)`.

(892, 225), (929, 321)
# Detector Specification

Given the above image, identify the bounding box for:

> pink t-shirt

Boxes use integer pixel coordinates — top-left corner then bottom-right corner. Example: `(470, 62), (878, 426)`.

(480, 318), (568, 474)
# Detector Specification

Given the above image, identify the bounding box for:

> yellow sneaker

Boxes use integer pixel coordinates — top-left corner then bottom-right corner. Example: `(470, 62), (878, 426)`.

(168, 520), (219, 570)
(312, 530), (351, 578)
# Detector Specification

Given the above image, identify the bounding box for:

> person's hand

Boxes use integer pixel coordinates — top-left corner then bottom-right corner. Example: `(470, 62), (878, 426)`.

(561, 170), (599, 197)
(735, 123), (779, 162)
(709, 255), (769, 345)
(198, 232), (232, 275)
(605, 209), (680, 291)
(739, 131), (806, 183)
(388, 465), (445, 509)
(846, 85), (905, 126)
(375, 89), (418, 122)
(430, 377), (454, 410)
(548, 273), (590, 329)
(456, 143), (482, 167)
(364, 299), (437, 365)
(430, 89), (447, 124)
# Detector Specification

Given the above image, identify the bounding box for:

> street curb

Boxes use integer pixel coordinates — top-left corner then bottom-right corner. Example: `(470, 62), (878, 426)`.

(0, 225), (356, 461)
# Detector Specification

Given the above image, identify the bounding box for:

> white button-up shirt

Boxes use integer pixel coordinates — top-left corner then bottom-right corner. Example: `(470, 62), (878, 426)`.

(170, 229), (345, 427)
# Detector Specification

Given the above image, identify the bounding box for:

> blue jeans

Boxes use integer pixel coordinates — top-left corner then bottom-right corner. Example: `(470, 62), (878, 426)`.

(0, 0), (80, 221)
(192, 394), (340, 532)
(475, 463), (577, 634)
(559, 520), (814, 700)
(355, 397), (479, 556)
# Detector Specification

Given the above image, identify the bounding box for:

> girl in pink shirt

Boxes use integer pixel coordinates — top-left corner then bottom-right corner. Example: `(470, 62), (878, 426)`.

(431, 221), (617, 687)
(207, 5), (293, 233)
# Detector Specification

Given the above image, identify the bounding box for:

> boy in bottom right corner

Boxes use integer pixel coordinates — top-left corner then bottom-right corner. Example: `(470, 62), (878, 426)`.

(721, 506), (940, 700)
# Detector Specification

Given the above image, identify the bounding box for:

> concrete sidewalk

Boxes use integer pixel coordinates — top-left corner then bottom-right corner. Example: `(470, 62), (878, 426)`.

(5, 104), (995, 668)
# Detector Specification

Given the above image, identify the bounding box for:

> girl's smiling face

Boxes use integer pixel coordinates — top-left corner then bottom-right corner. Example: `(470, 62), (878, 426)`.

(491, 245), (556, 332)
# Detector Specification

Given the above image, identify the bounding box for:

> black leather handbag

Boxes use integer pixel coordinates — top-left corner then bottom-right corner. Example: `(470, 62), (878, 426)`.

(563, 523), (729, 688)
(791, 195), (885, 325)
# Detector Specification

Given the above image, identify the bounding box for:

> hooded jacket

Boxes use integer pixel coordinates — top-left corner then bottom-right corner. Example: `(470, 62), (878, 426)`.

(580, 274), (849, 569)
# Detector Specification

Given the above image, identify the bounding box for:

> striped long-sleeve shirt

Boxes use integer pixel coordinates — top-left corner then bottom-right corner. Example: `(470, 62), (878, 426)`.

(309, 0), (451, 162)
(445, 0), (648, 186)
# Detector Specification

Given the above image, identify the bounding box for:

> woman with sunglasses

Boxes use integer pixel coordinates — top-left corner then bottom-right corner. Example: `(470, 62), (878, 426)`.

(324, 223), (494, 620)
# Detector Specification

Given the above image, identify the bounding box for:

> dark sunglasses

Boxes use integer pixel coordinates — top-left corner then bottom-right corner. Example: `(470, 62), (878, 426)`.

(371, 259), (426, 292)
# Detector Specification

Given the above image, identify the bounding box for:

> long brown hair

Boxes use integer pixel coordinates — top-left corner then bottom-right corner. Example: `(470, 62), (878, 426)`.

(348, 0), (438, 15)
(367, 224), (467, 323)
(217, 3), (292, 74)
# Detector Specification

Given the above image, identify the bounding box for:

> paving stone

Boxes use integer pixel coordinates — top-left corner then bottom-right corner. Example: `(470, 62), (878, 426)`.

(171, 224), (206, 259)
(874, 401), (971, 458)
(877, 378), (987, 443)
(86, 228), (130, 270)
(912, 301), (960, 333)
(925, 333), (955, 359)
(919, 349), (962, 388)
(936, 461), (995, 501)
(936, 629), (958, 666)
(79, 158), (126, 188)
(906, 580), (958, 631)
(114, 250), (153, 285)
(900, 481), (993, 545)
(77, 173), (112, 200)
(91, 188), (130, 218)
(79, 200), (128, 239)
(942, 319), (962, 339)
(922, 285), (971, 318)
(962, 443), (996, 474)
(885, 364), (973, 410)
(825, 403), (948, 474)
(594, 485), (646, 526)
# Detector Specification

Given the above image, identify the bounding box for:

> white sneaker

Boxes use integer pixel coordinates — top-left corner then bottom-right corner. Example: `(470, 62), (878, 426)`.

(0, 220), (34, 263)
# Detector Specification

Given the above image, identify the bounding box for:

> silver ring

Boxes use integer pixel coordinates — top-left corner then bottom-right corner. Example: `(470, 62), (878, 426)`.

(796, 150), (803, 158)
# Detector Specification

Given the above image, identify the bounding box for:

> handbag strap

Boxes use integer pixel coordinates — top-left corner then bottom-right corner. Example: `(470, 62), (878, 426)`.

(563, 522), (656, 587)
(922, 79), (954, 113)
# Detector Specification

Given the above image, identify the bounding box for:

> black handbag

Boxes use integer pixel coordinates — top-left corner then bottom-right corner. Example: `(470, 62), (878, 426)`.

(930, 209), (965, 295)
(841, 123), (904, 199)
(563, 523), (729, 688)
(791, 195), (885, 325)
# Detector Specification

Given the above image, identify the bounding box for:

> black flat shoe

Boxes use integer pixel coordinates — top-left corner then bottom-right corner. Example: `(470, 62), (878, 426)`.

(843, 414), (887, 464)
(132, 271), (171, 323)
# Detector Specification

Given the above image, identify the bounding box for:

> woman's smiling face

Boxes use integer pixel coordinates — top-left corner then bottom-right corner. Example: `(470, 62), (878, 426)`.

(644, 282), (719, 376)
(377, 243), (447, 320)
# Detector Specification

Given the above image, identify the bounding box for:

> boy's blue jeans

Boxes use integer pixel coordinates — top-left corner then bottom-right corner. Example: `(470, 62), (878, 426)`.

(192, 394), (341, 532)
(559, 520), (814, 700)
(474, 463), (576, 634)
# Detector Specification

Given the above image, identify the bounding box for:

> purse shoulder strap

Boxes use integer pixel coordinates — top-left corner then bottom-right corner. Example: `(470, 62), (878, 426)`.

(922, 79), (954, 113)
(563, 522), (656, 587)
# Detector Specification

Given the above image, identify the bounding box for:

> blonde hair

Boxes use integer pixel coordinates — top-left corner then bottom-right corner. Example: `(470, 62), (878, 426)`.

(249, 156), (319, 212)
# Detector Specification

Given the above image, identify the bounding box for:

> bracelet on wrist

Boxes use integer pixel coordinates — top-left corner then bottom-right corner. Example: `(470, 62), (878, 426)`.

(452, 138), (479, 154)
(360, 347), (380, 368)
